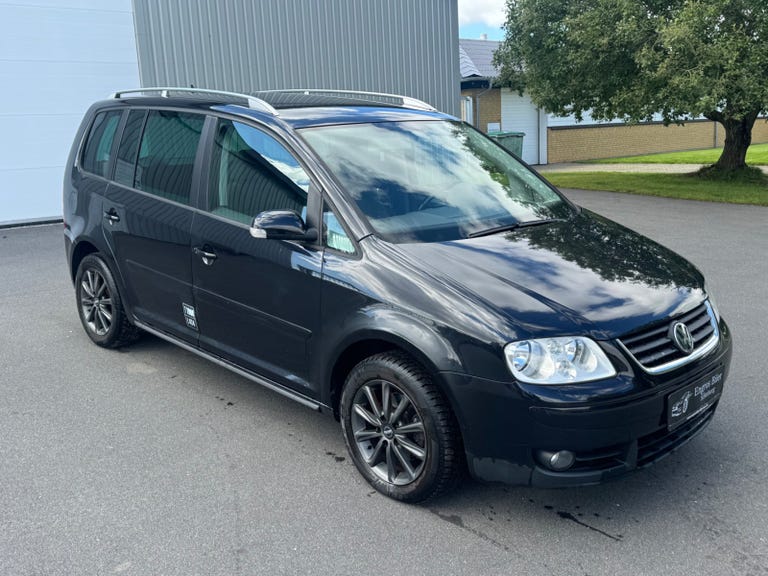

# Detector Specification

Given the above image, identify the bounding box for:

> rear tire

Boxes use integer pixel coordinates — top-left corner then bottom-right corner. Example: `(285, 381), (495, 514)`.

(340, 351), (463, 502)
(75, 254), (139, 348)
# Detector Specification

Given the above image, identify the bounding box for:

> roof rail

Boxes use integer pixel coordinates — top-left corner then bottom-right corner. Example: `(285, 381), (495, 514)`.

(109, 87), (278, 116)
(257, 89), (437, 111)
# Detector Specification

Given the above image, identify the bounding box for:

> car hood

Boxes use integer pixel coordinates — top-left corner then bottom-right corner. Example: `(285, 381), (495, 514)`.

(394, 210), (705, 340)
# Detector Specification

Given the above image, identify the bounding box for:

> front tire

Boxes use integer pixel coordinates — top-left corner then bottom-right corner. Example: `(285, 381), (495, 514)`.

(75, 254), (138, 348)
(340, 351), (463, 502)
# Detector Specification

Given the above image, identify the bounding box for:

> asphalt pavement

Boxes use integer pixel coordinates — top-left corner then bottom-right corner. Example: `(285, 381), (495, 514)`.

(1, 191), (767, 576)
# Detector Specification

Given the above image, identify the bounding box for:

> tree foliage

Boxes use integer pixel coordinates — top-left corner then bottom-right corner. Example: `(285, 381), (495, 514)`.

(493, 0), (768, 170)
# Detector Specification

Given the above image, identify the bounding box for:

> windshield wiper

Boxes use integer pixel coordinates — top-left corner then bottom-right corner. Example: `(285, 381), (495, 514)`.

(467, 218), (562, 239)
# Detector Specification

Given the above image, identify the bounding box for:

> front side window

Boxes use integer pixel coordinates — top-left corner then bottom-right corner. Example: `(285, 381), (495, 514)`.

(81, 110), (122, 177)
(323, 204), (354, 254)
(135, 110), (204, 204)
(299, 120), (575, 243)
(208, 119), (309, 224)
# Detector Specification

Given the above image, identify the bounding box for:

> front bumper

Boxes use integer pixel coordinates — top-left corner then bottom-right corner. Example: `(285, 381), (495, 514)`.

(440, 319), (732, 487)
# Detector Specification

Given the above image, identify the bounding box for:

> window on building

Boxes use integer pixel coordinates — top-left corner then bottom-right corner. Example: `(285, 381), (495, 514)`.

(460, 96), (474, 126)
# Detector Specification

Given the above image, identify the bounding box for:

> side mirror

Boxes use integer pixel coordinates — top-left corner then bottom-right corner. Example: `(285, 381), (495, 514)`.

(250, 210), (318, 242)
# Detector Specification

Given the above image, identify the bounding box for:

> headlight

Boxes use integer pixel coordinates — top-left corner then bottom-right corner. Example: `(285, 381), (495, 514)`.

(504, 337), (616, 384)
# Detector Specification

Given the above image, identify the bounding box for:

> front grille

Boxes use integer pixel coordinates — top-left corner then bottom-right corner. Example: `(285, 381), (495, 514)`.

(618, 301), (717, 373)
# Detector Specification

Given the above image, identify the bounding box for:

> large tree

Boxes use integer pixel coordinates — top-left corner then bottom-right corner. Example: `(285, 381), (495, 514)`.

(493, 0), (768, 170)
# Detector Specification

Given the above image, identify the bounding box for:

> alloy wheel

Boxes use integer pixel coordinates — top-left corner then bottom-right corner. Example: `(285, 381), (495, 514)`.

(80, 268), (113, 336)
(350, 379), (427, 486)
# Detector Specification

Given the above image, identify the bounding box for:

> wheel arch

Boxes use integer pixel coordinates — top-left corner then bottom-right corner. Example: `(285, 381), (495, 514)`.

(324, 314), (463, 420)
(70, 238), (135, 323)
(70, 239), (99, 282)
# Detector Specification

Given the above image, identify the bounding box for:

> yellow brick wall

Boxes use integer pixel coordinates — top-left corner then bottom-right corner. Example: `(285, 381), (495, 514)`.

(751, 118), (768, 143)
(548, 119), (768, 163)
(461, 88), (501, 133)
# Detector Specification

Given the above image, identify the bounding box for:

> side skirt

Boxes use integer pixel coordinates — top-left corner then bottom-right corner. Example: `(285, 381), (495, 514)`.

(134, 319), (323, 412)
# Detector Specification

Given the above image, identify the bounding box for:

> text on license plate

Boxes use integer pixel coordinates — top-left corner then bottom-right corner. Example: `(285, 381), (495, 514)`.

(667, 371), (723, 431)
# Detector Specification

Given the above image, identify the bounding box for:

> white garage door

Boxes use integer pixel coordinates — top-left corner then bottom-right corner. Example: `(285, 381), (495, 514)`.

(500, 89), (540, 165)
(0, 1), (140, 225)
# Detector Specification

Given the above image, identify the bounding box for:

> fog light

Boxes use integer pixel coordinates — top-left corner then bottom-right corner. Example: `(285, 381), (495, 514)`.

(537, 449), (575, 471)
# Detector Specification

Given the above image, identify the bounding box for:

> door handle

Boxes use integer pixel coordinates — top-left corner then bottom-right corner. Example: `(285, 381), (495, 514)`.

(103, 209), (120, 224)
(193, 246), (218, 265)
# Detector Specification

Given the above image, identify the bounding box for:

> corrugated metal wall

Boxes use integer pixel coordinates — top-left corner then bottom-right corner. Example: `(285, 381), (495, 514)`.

(132, 0), (459, 116)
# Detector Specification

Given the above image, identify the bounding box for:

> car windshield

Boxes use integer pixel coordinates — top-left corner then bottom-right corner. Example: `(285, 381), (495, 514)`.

(299, 120), (574, 243)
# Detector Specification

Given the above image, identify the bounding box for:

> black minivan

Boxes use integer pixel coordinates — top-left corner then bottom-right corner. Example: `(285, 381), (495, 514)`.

(64, 88), (731, 502)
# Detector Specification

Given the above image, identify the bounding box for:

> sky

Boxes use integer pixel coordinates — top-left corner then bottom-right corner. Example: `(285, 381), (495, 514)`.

(457, 0), (506, 40)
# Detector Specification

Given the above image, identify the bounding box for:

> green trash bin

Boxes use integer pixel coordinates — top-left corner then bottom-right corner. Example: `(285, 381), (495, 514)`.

(488, 131), (525, 158)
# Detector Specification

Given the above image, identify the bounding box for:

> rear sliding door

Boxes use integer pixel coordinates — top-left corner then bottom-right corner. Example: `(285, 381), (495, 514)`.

(103, 109), (205, 343)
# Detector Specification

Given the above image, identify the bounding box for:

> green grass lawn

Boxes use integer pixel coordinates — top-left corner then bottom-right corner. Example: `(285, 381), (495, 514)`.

(587, 143), (768, 165)
(544, 171), (768, 205)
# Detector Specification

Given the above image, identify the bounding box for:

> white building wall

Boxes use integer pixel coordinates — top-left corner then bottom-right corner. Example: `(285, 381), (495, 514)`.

(537, 107), (548, 165)
(500, 89), (541, 165)
(0, 0), (140, 225)
(547, 110), (667, 127)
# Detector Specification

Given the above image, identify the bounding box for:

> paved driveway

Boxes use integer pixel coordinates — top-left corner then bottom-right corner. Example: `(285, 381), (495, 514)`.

(1, 191), (766, 576)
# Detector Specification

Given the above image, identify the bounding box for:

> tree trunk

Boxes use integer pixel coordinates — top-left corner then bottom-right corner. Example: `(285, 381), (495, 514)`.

(715, 113), (758, 170)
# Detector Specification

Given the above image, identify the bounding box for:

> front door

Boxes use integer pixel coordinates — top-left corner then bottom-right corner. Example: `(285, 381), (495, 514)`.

(191, 118), (322, 395)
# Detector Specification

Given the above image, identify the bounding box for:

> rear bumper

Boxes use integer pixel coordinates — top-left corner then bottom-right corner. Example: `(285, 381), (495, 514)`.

(440, 320), (732, 487)
(64, 232), (74, 281)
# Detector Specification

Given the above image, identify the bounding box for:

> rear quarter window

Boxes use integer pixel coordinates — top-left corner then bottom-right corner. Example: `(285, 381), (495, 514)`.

(114, 109), (147, 187)
(80, 110), (122, 178)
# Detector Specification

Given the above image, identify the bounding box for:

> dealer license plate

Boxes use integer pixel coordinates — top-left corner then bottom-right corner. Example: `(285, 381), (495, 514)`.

(667, 371), (723, 431)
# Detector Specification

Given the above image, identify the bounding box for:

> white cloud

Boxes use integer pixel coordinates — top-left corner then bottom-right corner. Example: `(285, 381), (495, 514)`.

(457, 0), (506, 27)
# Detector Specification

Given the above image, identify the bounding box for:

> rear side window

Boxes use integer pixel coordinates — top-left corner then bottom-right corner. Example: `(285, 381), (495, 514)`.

(114, 109), (146, 187)
(80, 110), (122, 177)
(208, 119), (309, 224)
(135, 110), (204, 204)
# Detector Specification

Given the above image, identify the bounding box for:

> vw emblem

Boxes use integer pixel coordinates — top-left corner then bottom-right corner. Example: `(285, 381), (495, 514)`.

(671, 322), (695, 354)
